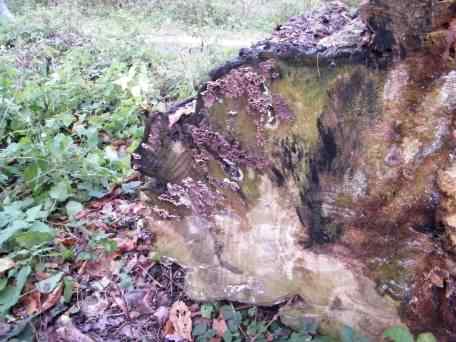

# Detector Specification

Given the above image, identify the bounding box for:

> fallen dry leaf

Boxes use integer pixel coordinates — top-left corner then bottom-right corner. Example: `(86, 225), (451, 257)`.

(77, 260), (88, 275)
(114, 236), (137, 253)
(169, 301), (192, 341)
(56, 315), (95, 342)
(80, 293), (109, 318)
(124, 289), (154, 314)
(35, 271), (51, 281)
(22, 284), (62, 315)
(212, 316), (227, 337)
(41, 284), (63, 312)
(23, 291), (41, 315)
(154, 306), (170, 323)
(112, 295), (128, 315)
(163, 319), (174, 335)
(56, 236), (78, 247)
(81, 254), (117, 278)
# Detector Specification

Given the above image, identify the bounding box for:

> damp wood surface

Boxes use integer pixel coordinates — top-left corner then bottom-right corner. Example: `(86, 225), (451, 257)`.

(134, 1), (456, 339)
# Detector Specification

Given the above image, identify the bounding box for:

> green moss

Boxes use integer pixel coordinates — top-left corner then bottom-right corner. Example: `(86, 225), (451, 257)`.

(240, 168), (261, 202)
(335, 194), (355, 207)
(265, 63), (333, 193)
(321, 222), (342, 242)
(375, 262), (407, 282)
(271, 62), (332, 143)
(370, 252), (414, 301)
(210, 97), (259, 148)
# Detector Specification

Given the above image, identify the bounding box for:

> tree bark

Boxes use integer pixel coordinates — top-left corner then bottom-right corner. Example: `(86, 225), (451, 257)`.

(0, 0), (13, 20)
(134, 1), (456, 339)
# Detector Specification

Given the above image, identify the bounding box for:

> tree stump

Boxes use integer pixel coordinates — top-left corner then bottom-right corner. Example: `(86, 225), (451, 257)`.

(134, 1), (456, 339)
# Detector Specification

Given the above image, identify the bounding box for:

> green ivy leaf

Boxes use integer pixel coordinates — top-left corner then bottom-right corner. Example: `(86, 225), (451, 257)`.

(2, 319), (34, 342)
(341, 326), (370, 342)
(65, 200), (83, 218)
(416, 333), (437, 342)
(61, 247), (75, 261)
(247, 307), (257, 317)
(223, 307), (242, 332)
(14, 222), (55, 248)
(23, 163), (40, 183)
(220, 305), (234, 319)
(0, 278), (7, 292)
(63, 276), (74, 303)
(58, 113), (75, 127)
(247, 321), (268, 337)
(227, 320), (241, 332)
(25, 204), (46, 221)
(223, 330), (233, 342)
(10, 321), (34, 342)
(0, 265), (31, 314)
(119, 272), (133, 289)
(193, 322), (209, 337)
(121, 181), (141, 194)
(100, 239), (118, 253)
(49, 180), (71, 202)
(383, 326), (414, 342)
(200, 303), (214, 319)
(0, 220), (29, 247)
(288, 332), (311, 342)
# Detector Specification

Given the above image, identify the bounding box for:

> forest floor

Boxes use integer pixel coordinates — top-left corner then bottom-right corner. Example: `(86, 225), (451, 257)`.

(0, 1), (356, 341)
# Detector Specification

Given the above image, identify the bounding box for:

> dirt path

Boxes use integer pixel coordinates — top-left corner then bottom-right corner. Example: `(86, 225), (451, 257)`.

(145, 33), (262, 49)
(143, 31), (266, 52)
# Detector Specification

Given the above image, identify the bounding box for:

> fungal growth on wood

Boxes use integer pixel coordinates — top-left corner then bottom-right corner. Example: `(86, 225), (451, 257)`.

(134, 1), (456, 339)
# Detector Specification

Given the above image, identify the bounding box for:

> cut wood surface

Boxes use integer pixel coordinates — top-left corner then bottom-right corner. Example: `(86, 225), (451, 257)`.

(134, 1), (456, 339)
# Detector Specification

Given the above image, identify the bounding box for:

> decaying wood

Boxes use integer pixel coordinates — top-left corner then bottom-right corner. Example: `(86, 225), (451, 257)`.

(134, 1), (456, 339)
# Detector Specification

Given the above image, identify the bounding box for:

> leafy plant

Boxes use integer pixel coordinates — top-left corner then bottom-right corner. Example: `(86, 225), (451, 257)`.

(341, 326), (369, 342)
(0, 199), (53, 249)
(201, 303), (215, 319)
(0, 265), (31, 314)
(383, 326), (436, 342)
(416, 333), (437, 342)
(192, 303), (340, 342)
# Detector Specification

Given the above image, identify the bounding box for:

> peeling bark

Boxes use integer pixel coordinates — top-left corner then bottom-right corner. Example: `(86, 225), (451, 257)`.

(134, 1), (456, 339)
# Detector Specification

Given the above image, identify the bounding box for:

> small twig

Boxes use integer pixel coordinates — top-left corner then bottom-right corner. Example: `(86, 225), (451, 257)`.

(169, 266), (174, 299)
(316, 52), (321, 79)
(114, 282), (131, 320)
(251, 313), (279, 342)
(76, 285), (80, 310)
(107, 312), (128, 318)
(239, 325), (249, 340)
(137, 264), (163, 288)
(234, 304), (253, 311)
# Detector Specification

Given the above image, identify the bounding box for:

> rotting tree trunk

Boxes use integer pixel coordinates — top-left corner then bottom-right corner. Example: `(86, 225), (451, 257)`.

(134, 1), (456, 339)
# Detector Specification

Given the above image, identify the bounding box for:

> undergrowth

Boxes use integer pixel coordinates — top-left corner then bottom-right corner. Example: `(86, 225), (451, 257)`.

(0, 0), (240, 325)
